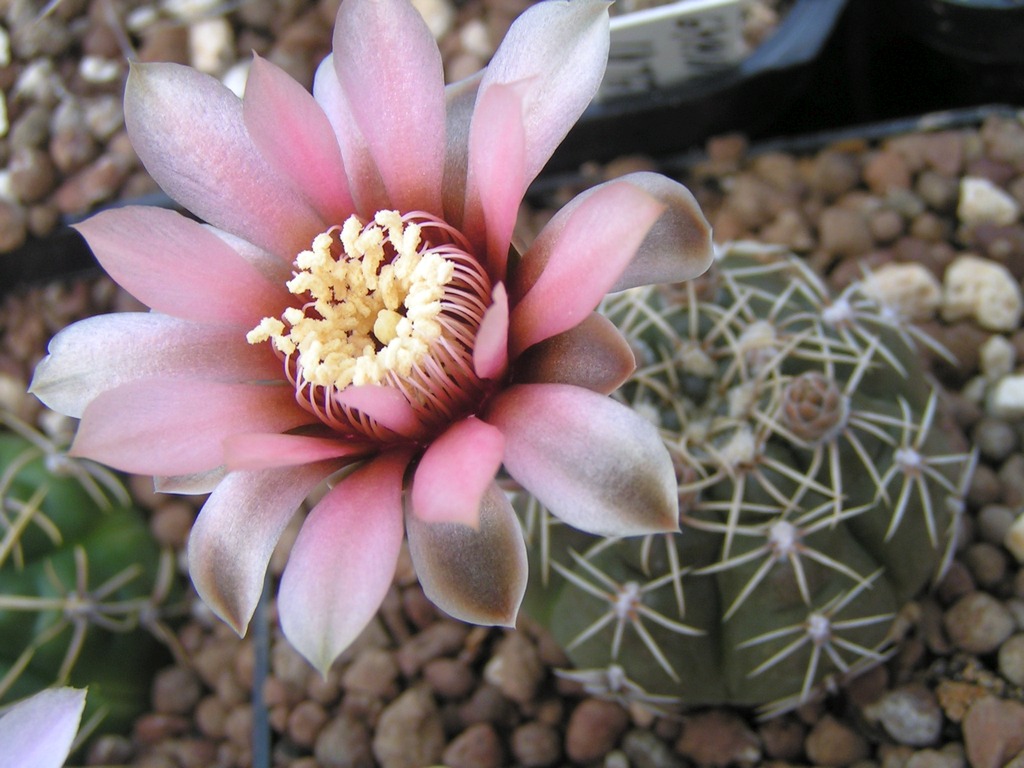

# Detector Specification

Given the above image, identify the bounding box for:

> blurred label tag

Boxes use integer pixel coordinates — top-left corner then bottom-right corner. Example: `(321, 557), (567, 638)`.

(598, 0), (747, 101)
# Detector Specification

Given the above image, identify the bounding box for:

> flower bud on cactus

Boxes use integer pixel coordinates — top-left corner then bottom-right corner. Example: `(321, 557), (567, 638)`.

(520, 244), (975, 715)
(0, 414), (178, 734)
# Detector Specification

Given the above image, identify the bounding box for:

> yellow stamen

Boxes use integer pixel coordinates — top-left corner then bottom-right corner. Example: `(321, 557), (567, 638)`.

(248, 210), (455, 390)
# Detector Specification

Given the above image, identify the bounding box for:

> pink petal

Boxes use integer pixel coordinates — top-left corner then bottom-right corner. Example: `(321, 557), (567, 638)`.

(463, 81), (527, 273)
(224, 433), (369, 471)
(333, 385), (426, 438)
(406, 481), (527, 626)
(0, 687), (86, 768)
(125, 62), (324, 258)
(72, 379), (310, 476)
(479, 0), (609, 186)
(509, 180), (664, 357)
(332, 0), (445, 215)
(30, 312), (279, 419)
(188, 462), (334, 634)
(514, 312), (635, 395)
(411, 417), (505, 526)
(607, 173), (714, 291)
(486, 383), (679, 537)
(279, 451), (411, 674)
(312, 55), (388, 215)
(243, 55), (355, 223)
(441, 71), (483, 225)
(473, 282), (509, 380)
(75, 207), (291, 324)
(156, 467), (226, 495)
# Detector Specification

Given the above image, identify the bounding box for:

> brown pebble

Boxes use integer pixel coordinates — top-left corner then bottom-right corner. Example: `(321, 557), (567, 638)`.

(0, 201), (28, 252)
(963, 696), (1024, 768)
(442, 722), (504, 768)
(512, 721), (562, 768)
(483, 631), (544, 705)
(224, 703), (252, 748)
(396, 620), (469, 676)
(944, 592), (1016, 654)
(759, 716), (805, 761)
(343, 647), (400, 699)
(812, 150), (860, 199)
(864, 149), (911, 194)
(675, 709), (761, 767)
(287, 700), (329, 748)
(152, 666), (202, 715)
(804, 714), (869, 767)
(194, 695), (228, 739)
(133, 713), (191, 746)
(53, 154), (129, 215)
(150, 500), (196, 548)
(372, 686), (446, 768)
(456, 683), (515, 728)
(818, 206), (874, 257)
(998, 634), (1024, 687)
(565, 698), (630, 764)
(964, 541), (1008, 588)
(9, 146), (57, 203)
(423, 657), (476, 699)
(314, 711), (374, 768)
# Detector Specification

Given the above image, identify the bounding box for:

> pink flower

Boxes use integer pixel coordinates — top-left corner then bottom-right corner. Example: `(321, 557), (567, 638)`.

(31, 0), (712, 672)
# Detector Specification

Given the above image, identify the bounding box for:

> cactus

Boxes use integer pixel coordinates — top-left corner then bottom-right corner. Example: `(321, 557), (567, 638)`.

(520, 243), (975, 716)
(0, 411), (179, 735)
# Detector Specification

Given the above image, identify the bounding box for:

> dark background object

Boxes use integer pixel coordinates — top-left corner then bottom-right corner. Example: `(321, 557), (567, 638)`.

(3, 0), (1024, 294)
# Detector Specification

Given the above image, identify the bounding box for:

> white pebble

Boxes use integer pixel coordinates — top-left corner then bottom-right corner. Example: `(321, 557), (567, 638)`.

(942, 254), (1023, 332)
(860, 262), (941, 321)
(14, 58), (61, 102)
(221, 60), (251, 98)
(459, 19), (494, 59)
(958, 176), (1021, 227)
(0, 25), (10, 68)
(126, 5), (160, 32)
(980, 334), (1016, 382)
(189, 17), (235, 76)
(411, 0), (454, 40)
(161, 0), (223, 21)
(1004, 511), (1024, 564)
(987, 374), (1024, 418)
(79, 56), (123, 84)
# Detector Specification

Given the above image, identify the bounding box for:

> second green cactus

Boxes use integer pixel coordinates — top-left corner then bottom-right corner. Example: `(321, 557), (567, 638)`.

(521, 244), (975, 715)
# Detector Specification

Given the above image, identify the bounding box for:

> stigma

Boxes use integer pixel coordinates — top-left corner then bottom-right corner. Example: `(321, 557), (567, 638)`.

(248, 210), (493, 438)
(248, 211), (455, 389)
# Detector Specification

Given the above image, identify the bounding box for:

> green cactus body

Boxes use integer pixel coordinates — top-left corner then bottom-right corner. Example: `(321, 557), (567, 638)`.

(0, 419), (176, 734)
(522, 244), (975, 715)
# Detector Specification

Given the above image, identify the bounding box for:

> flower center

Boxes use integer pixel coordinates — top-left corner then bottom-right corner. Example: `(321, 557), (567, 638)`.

(248, 210), (492, 439)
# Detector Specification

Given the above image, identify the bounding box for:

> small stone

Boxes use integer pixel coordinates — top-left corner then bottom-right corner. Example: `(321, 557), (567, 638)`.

(864, 149), (912, 194)
(0, 200), (27, 252)
(963, 696), (1024, 768)
(861, 261), (942, 321)
(964, 541), (1008, 588)
(152, 666), (202, 715)
(194, 695), (228, 739)
(758, 717), (805, 761)
(804, 714), (869, 767)
(819, 206), (874, 257)
(675, 709), (761, 767)
(442, 722), (504, 768)
(287, 700), (328, 748)
(565, 698), (630, 764)
(9, 146), (56, 203)
(812, 151), (860, 198)
(188, 17), (235, 75)
(978, 504), (1016, 545)
(78, 55), (123, 84)
(863, 684), (943, 747)
(959, 176), (1021, 227)
(372, 687), (445, 768)
(482, 631), (544, 705)
(342, 647), (399, 699)
(1005, 511), (1024, 563)
(410, 0), (454, 39)
(988, 375), (1024, 419)
(980, 334), (1016, 381)
(53, 155), (129, 215)
(972, 416), (1019, 462)
(904, 748), (965, 768)
(511, 721), (562, 768)
(998, 634), (1024, 686)
(396, 620), (469, 676)
(315, 712), (374, 768)
(621, 728), (687, 768)
(944, 592), (1016, 654)
(422, 657), (476, 699)
(456, 683), (514, 728)
(942, 254), (1023, 332)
